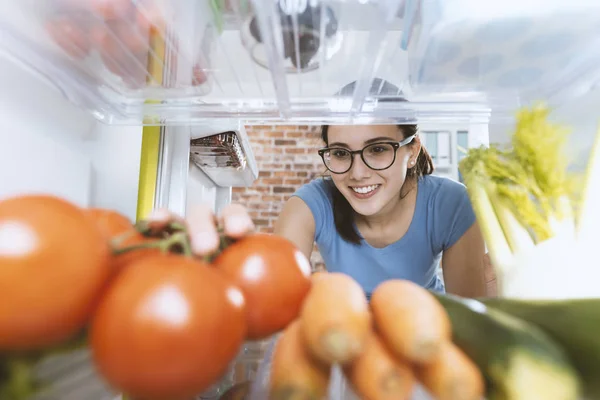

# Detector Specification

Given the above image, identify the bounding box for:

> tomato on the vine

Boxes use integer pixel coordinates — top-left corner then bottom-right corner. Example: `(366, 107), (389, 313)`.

(85, 208), (133, 239)
(213, 233), (312, 340)
(85, 208), (159, 273)
(90, 254), (247, 400)
(0, 195), (112, 351)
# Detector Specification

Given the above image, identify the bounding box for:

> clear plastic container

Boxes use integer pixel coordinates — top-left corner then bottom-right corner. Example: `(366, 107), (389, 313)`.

(1, 0), (422, 125)
(2, 0), (600, 125)
(405, 0), (600, 106)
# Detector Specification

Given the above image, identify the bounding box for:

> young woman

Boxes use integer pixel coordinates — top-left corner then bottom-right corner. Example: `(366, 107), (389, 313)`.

(151, 121), (489, 299)
(151, 76), (490, 298)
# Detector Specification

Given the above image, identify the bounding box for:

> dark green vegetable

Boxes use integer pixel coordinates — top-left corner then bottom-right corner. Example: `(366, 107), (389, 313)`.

(480, 296), (600, 399)
(434, 294), (581, 400)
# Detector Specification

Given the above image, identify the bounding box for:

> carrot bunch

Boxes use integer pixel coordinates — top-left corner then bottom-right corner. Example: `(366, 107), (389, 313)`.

(268, 273), (485, 400)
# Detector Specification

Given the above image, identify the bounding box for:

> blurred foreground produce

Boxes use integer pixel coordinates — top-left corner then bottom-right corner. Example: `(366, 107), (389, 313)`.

(480, 297), (600, 399)
(459, 104), (600, 299)
(268, 277), (485, 400)
(370, 280), (451, 365)
(269, 320), (331, 400)
(435, 294), (580, 400)
(213, 233), (312, 341)
(0, 195), (312, 400)
(0, 196), (112, 352)
(298, 272), (371, 365)
(90, 254), (248, 400)
(343, 330), (415, 400)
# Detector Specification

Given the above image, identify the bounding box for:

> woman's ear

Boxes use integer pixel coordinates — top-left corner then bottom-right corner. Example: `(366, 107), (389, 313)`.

(411, 135), (423, 163)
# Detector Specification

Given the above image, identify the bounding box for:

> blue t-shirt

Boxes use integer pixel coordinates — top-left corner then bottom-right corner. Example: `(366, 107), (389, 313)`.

(292, 175), (476, 299)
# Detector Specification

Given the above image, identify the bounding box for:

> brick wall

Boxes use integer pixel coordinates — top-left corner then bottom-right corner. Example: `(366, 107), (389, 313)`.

(232, 125), (326, 270)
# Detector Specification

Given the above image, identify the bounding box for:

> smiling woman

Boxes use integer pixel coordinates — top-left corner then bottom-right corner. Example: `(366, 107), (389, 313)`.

(272, 119), (489, 299)
(154, 79), (491, 300)
(318, 124), (433, 244)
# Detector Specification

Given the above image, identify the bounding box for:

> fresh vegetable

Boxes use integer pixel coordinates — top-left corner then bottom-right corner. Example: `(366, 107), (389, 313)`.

(434, 293), (581, 400)
(370, 279), (450, 364)
(91, 0), (134, 19)
(343, 330), (415, 400)
(213, 233), (312, 340)
(85, 208), (133, 238)
(416, 341), (484, 400)
(299, 272), (371, 365)
(269, 320), (331, 400)
(90, 254), (247, 400)
(457, 104), (600, 299)
(459, 105), (575, 254)
(479, 296), (600, 399)
(45, 18), (91, 59)
(0, 195), (111, 351)
(85, 208), (159, 272)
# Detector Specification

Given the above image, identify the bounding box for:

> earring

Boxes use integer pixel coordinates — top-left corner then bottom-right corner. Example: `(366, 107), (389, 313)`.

(410, 160), (415, 165)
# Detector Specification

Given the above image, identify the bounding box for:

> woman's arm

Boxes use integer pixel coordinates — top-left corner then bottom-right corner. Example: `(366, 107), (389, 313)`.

(441, 221), (491, 298)
(274, 196), (317, 261)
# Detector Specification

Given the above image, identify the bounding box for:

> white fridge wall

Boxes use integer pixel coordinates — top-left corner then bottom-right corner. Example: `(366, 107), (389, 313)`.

(85, 123), (143, 220)
(0, 54), (143, 220)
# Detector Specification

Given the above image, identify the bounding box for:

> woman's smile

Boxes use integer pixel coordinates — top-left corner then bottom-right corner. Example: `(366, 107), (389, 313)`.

(349, 184), (381, 199)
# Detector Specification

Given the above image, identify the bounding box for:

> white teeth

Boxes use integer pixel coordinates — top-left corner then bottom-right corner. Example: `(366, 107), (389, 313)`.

(351, 185), (379, 194)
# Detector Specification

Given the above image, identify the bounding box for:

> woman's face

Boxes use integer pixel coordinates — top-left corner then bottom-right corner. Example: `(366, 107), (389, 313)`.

(326, 125), (421, 217)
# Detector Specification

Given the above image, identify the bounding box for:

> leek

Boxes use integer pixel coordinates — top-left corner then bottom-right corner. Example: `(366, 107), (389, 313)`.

(459, 104), (600, 299)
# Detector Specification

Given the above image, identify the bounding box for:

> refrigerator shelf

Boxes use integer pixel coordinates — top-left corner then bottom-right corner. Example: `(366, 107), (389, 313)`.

(1, 0), (600, 125)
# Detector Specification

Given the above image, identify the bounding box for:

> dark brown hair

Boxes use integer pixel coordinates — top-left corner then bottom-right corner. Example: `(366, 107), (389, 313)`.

(321, 124), (434, 244)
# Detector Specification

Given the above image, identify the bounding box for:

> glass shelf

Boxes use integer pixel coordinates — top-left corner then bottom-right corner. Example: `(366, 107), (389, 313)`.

(1, 0), (600, 125)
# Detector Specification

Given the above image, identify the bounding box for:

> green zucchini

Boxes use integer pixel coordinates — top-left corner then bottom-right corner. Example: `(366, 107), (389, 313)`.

(434, 294), (581, 400)
(479, 297), (600, 398)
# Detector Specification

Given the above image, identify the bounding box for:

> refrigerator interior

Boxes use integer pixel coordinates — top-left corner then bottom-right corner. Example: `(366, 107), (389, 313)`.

(2, 0), (600, 399)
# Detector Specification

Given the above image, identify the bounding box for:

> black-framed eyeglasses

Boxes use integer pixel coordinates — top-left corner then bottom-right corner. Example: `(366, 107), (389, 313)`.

(318, 134), (416, 174)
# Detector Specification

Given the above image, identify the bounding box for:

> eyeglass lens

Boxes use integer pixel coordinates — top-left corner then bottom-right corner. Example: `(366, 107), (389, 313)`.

(323, 143), (396, 173)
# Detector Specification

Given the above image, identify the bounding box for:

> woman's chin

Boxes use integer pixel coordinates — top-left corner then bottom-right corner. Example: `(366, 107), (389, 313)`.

(347, 197), (384, 217)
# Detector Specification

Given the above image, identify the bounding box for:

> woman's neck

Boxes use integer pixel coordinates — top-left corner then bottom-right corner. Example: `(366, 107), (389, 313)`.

(357, 178), (419, 231)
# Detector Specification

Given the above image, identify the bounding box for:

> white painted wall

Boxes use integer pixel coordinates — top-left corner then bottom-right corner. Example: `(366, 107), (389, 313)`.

(0, 53), (143, 221)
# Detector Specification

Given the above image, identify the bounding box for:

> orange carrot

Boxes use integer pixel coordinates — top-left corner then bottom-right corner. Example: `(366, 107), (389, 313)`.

(269, 320), (331, 400)
(370, 279), (451, 364)
(299, 272), (372, 365)
(416, 341), (485, 400)
(344, 330), (416, 400)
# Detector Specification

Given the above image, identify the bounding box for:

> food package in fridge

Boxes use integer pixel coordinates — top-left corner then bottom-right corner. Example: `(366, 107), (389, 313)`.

(0, 0), (216, 123)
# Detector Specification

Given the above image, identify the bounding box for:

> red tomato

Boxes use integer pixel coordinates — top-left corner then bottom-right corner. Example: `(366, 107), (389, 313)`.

(85, 208), (134, 238)
(0, 195), (111, 351)
(135, 2), (167, 33)
(91, 0), (134, 19)
(192, 63), (208, 86)
(84, 208), (159, 274)
(45, 17), (91, 59)
(90, 254), (247, 400)
(213, 233), (312, 340)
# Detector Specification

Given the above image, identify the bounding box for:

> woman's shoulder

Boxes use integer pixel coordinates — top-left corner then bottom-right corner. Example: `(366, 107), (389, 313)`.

(291, 177), (335, 244)
(293, 176), (334, 202)
(420, 175), (476, 250)
(420, 174), (469, 203)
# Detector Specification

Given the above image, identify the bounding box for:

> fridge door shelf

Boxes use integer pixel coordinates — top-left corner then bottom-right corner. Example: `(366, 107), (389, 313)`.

(2, 0), (600, 125)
